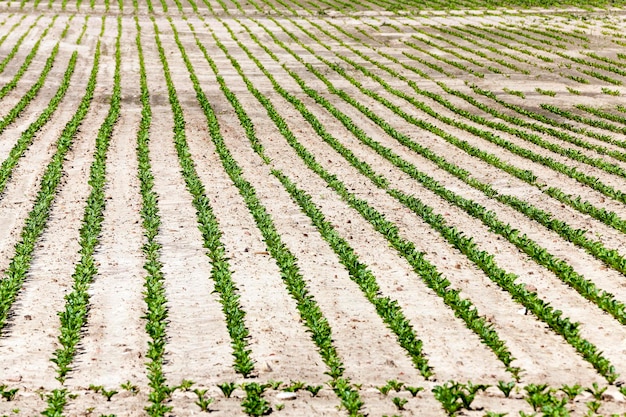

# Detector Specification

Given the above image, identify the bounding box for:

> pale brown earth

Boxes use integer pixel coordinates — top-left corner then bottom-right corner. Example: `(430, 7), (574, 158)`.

(1, 0), (626, 416)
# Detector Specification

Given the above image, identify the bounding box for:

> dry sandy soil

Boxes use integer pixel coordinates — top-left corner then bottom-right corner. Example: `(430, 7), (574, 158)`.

(1, 0), (626, 415)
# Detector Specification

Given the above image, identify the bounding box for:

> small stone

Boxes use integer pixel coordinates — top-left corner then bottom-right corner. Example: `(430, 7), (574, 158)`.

(276, 392), (297, 401)
(602, 392), (616, 401)
(525, 284), (537, 293)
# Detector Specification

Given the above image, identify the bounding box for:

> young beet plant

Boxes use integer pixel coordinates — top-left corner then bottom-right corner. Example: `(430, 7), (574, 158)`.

(241, 383), (271, 416)
(433, 381), (489, 416)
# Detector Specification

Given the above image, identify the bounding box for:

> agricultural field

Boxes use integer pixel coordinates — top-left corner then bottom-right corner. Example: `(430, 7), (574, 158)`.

(3, 0), (626, 415)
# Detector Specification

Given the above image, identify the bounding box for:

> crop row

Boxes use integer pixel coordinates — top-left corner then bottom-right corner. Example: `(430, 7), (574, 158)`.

(193, 0), (626, 381)
(178, 0), (626, 404)
(163, 12), (366, 414)
(9, 0), (626, 13)
(282, 12), (626, 286)
(0, 41), (89, 333)
(3, 3), (626, 415)
(148, 14), (257, 415)
(43, 17), (113, 417)
(259, 13), (624, 380)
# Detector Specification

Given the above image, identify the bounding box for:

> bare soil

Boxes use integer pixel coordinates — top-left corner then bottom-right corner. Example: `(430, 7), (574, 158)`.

(1, 1), (626, 416)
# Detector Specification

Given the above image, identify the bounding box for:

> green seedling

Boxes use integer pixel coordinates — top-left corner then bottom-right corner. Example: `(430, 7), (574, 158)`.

(283, 381), (305, 392)
(602, 87), (620, 96)
(241, 383), (271, 416)
(392, 397), (408, 410)
(178, 379), (195, 391)
(194, 388), (208, 397)
(42, 389), (67, 417)
(377, 385), (392, 396)
(0, 388), (18, 401)
(275, 403), (284, 411)
(586, 383), (607, 400)
(433, 381), (487, 415)
(120, 381), (139, 394)
(101, 389), (118, 401)
(195, 393), (214, 412)
(305, 385), (323, 396)
(524, 384), (567, 414)
(265, 380), (283, 390)
(405, 386), (423, 397)
(524, 384), (550, 411)
(560, 384), (583, 401)
(386, 380), (404, 392)
(88, 385), (103, 393)
(536, 88), (556, 96)
(587, 400), (601, 413)
(504, 88), (525, 99)
(497, 381), (515, 398)
(218, 382), (238, 398)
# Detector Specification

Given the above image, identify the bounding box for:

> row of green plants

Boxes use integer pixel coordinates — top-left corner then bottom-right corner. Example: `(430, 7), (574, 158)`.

(132, 14), (171, 417)
(239, 13), (621, 382)
(501, 22), (566, 49)
(0, 41), (71, 196)
(166, 13), (365, 415)
(189, 12), (436, 380)
(0, 15), (59, 101)
(423, 23), (530, 74)
(304, 16), (626, 192)
(542, 103), (626, 136)
(153, 15), (256, 378)
(0, 15), (87, 196)
(219, 14), (522, 379)
(390, 15), (625, 85)
(150, 15), (258, 415)
(577, 104), (626, 127)
(50, 15), (121, 385)
(447, 24), (537, 69)
(463, 23), (554, 63)
(0, 15), (43, 75)
(463, 85), (626, 219)
(0, 14), (27, 64)
(478, 22), (626, 86)
(0, 14), (18, 43)
(285, 14), (626, 285)
(439, 83), (625, 160)
(0, 41), (95, 332)
(404, 37), (485, 78)
(28, 34), (102, 417)
(300, 49), (626, 327)
(15, 0), (626, 13)
(18, 18), (105, 417)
